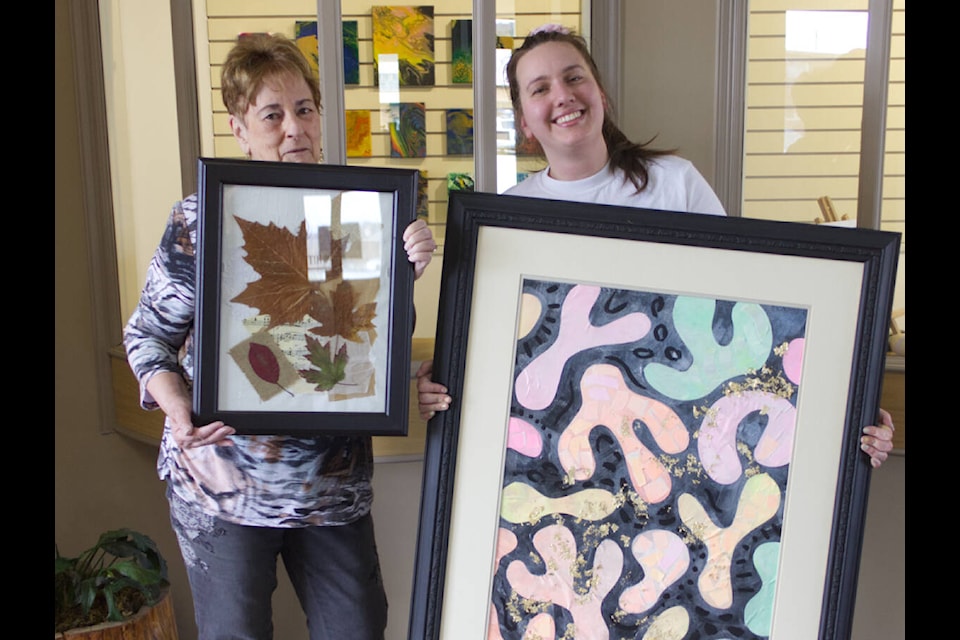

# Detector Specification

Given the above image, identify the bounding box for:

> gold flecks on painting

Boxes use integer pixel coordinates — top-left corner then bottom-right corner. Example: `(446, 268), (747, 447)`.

(558, 623), (578, 640)
(773, 341), (789, 357)
(724, 365), (795, 400)
(679, 521), (704, 545)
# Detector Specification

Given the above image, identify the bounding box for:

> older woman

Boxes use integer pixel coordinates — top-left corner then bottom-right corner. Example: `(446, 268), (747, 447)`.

(124, 33), (436, 639)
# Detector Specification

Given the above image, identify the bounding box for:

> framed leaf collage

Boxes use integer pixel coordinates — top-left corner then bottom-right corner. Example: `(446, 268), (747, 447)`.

(194, 158), (419, 436)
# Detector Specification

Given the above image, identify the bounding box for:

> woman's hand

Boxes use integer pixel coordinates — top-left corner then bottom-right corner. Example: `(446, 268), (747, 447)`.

(403, 219), (437, 280)
(861, 407), (895, 468)
(169, 418), (236, 450)
(416, 360), (451, 421)
(146, 371), (236, 449)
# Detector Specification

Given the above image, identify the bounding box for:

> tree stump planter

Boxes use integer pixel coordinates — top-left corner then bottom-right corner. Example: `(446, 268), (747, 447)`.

(54, 587), (178, 640)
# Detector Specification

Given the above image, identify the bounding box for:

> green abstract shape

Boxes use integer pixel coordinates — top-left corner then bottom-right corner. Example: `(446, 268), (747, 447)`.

(644, 296), (772, 401)
(744, 541), (780, 635)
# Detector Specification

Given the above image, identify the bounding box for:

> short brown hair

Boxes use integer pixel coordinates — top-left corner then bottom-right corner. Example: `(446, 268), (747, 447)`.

(220, 33), (322, 120)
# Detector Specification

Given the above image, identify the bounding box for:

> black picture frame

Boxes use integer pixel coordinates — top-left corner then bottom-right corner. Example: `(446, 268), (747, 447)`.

(194, 157), (418, 436)
(409, 191), (900, 640)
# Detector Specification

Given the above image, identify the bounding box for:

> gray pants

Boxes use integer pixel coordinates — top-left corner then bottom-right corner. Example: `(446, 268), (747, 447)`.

(167, 486), (388, 640)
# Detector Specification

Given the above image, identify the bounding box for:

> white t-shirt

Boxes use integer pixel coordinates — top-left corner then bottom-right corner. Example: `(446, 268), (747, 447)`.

(504, 156), (727, 216)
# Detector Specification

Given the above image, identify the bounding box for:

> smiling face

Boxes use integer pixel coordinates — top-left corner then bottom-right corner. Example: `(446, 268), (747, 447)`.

(230, 72), (322, 163)
(514, 41), (608, 173)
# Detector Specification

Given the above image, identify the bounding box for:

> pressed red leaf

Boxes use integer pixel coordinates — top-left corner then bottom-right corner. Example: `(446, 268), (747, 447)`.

(248, 342), (280, 384)
(247, 341), (293, 396)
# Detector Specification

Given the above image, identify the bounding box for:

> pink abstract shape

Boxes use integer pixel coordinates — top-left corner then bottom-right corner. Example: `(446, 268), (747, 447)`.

(618, 530), (690, 614)
(677, 473), (780, 609)
(558, 364), (689, 504)
(515, 285), (651, 410)
(697, 391), (797, 485)
(506, 523), (622, 640)
(782, 338), (804, 385)
(508, 417), (543, 457)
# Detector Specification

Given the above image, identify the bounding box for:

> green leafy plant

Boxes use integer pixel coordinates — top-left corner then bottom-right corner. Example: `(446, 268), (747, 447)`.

(54, 528), (169, 633)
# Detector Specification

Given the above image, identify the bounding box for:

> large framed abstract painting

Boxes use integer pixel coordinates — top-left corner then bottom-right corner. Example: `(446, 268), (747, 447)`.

(409, 192), (900, 640)
(193, 158), (419, 436)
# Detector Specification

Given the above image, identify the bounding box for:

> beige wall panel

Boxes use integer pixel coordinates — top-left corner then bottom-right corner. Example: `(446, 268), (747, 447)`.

(209, 41), (235, 64)
(214, 135), (244, 158)
(887, 83), (905, 105)
(892, 7), (905, 28)
(880, 200), (904, 218)
(889, 58), (905, 80)
(213, 111), (229, 135)
(883, 154), (905, 175)
(747, 106), (863, 129)
(207, 0), (315, 16)
(891, 34), (905, 57)
(881, 176), (904, 199)
(743, 176), (857, 199)
(747, 13), (787, 36)
(886, 105), (904, 128)
(744, 154), (862, 177)
(748, 59), (865, 83)
(885, 130), (904, 150)
(744, 130), (861, 154)
(747, 83), (866, 107)
(741, 201), (825, 223)
(208, 18), (301, 41)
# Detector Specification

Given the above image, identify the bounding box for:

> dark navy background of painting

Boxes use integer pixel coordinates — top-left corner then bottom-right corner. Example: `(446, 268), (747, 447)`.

(490, 279), (808, 639)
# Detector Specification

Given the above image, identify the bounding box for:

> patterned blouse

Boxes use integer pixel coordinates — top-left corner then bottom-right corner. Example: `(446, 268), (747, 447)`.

(123, 194), (374, 528)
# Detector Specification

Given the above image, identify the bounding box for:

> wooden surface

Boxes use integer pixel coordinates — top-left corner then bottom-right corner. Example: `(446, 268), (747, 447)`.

(55, 588), (178, 639)
(108, 340), (435, 459)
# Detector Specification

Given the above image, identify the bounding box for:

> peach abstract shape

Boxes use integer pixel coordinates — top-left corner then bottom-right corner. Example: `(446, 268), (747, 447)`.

(618, 530), (690, 614)
(506, 524), (623, 640)
(508, 417), (543, 457)
(639, 605), (690, 640)
(782, 338), (804, 385)
(644, 297), (772, 401)
(515, 285), (651, 410)
(521, 613), (556, 640)
(488, 529), (520, 640)
(518, 293), (542, 339)
(698, 391), (797, 485)
(677, 473), (780, 609)
(558, 364), (689, 504)
(500, 482), (619, 525)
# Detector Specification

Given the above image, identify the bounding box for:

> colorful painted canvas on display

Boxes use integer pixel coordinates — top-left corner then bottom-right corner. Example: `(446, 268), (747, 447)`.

(417, 171), (429, 220)
(294, 21), (319, 77)
(445, 108), (474, 156)
(372, 6), (435, 86)
(345, 110), (372, 157)
(451, 19), (472, 84)
(342, 20), (360, 85)
(447, 172), (474, 193)
(389, 102), (427, 158)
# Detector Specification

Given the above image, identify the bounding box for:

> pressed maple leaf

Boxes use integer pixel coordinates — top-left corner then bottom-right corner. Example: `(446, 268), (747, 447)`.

(299, 334), (349, 391)
(230, 217), (321, 328)
(308, 280), (379, 342)
(247, 342), (293, 396)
